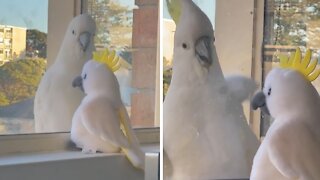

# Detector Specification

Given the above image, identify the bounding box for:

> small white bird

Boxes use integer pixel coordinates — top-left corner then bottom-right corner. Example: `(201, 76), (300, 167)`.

(251, 48), (320, 180)
(34, 14), (96, 132)
(71, 52), (145, 170)
(164, 0), (259, 179)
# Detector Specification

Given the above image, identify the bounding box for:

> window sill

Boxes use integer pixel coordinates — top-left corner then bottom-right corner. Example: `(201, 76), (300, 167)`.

(0, 128), (159, 180)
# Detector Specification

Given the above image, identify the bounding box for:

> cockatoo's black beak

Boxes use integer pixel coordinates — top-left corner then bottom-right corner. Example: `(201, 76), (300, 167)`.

(251, 91), (270, 115)
(79, 31), (91, 52)
(72, 76), (84, 92)
(195, 36), (213, 68)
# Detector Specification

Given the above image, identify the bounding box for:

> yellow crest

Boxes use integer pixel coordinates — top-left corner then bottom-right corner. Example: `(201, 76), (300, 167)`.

(93, 48), (121, 72)
(279, 47), (320, 81)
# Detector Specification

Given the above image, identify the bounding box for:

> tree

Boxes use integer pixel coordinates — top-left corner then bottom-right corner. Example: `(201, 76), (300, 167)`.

(268, 0), (320, 46)
(87, 0), (133, 50)
(26, 29), (47, 58)
(163, 57), (172, 100)
(0, 58), (46, 106)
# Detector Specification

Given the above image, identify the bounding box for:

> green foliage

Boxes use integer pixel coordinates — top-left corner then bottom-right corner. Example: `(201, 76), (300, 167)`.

(26, 29), (47, 58)
(163, 57), (172, 100)
(271, 0), (320, 46)
(87, 0), (133, 49)
(0, 58), (46, 106)
(0, 92), (9, 105)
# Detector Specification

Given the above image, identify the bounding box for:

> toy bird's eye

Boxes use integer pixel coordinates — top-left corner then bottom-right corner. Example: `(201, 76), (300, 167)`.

(182, 43), (188, 49)
(83, 74), (87, 80)
(268, 88), (272, 96)
(72, 30), (75, 35)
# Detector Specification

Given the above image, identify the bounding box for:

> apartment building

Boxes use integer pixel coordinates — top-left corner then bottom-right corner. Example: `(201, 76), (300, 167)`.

(0, 25), (26, 64)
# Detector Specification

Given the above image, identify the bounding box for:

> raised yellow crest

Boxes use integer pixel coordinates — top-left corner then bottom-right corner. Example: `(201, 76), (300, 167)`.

(92, 48), (121, 72)
(278, 47), (320, 81)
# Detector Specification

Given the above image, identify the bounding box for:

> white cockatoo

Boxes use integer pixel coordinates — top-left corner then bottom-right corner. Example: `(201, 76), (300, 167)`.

(251, 48), (320, 180)
(34, 14), (96, 132)
(164, 0), (259, 179)
(71, 50), (145, 170)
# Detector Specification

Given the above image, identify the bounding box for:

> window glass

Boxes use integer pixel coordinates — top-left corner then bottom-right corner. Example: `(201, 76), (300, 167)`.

(87, 0), (134, 116)
(86, 0), (159, 128)
(0, 0), (158, 134)
(261, 0), (320, 135)
(0, 0), (48, 134)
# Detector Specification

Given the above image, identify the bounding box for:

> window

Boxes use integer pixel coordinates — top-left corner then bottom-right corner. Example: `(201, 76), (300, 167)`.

(84, 0), (159, 128)
(0, 0), (159, 134)
(0, 0), (48, 134)
(0, 32), (3, 43)
(258, 0), (320, 136)
(0, 1), (159, 179)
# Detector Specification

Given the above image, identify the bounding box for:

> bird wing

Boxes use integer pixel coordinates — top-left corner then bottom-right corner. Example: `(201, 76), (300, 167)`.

(80, 97), (129, 149)
(268, 120), (320, 179)
(118, 105), (145, 170)
(225, 75), (257, 103)
(34, 70), (54, 132)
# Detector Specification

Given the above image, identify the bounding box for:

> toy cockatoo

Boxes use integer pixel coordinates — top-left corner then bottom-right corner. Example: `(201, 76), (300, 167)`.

(251, 47), (320, 180)
(164, 0), (259, 179)
(34, 14), (96, 132)
(71, 49), (145, 170)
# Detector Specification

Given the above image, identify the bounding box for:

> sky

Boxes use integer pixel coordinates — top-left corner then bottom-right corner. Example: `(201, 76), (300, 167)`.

(0, 0), (48, 33)
(163, 0), (216, 27)
(0, 0), (213, 34)
(117, 0), (134, 7)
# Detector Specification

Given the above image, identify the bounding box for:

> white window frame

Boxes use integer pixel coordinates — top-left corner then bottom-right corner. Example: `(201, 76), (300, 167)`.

(0, 1), (160, 179)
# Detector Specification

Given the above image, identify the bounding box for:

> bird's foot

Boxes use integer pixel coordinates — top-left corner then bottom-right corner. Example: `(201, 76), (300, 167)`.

(82, 147), (97, 154)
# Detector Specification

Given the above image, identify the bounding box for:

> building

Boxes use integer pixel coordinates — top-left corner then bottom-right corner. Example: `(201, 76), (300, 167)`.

(163, 19), (175, 68)
(0, 25), (26, 64)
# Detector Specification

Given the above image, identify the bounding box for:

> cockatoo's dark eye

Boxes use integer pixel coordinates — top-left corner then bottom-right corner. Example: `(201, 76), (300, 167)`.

(72, 30), (75, 35)
(267, 88), (272, 96)
(83, 74), (87, 80)
(182, 43), (188, 49)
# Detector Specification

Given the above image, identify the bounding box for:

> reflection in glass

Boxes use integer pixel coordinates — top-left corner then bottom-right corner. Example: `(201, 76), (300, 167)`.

(87, 0), (159, 128)
(87, 0), (134, 118)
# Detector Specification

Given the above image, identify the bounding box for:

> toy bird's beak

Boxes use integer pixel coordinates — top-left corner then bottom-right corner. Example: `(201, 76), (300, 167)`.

(72, 76), (84, 92)
(79, 31), (91, 52)
(251, 91), (270, 115)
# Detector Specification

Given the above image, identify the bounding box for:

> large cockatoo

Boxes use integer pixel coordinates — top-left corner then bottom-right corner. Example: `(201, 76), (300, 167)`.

(164, 0), (259, 179)
(34, 14), (96, 132)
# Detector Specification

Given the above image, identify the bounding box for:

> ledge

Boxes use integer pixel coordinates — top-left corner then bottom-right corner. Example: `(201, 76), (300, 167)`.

(0, 128), (159, 180)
